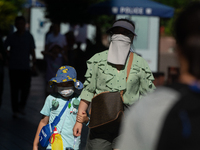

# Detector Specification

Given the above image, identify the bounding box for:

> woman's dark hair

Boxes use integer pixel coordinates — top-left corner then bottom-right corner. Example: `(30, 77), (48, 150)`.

(174, 2), (200, 79)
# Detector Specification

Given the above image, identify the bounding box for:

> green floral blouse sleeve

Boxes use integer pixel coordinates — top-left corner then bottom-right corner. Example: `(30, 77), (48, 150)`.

(123, 54), (156, 104)
(138, 59), (156, 97)
(79, 52), (101, 102)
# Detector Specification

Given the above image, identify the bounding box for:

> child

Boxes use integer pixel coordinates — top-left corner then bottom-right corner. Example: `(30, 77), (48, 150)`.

(33, 66), (89, 150)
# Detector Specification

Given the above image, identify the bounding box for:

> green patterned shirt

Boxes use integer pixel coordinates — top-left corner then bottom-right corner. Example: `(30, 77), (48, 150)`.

(80, 50), (155, 105)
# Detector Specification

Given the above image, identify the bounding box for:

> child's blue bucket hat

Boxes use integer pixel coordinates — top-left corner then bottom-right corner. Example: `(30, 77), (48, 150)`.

(49, 66), (83, 90)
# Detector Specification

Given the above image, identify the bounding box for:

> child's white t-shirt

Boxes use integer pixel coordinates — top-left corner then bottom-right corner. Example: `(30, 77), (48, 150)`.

(40, 93), (81, 150)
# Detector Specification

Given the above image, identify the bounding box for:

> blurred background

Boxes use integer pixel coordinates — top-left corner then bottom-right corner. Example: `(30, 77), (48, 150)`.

(0, 0), (198, 85)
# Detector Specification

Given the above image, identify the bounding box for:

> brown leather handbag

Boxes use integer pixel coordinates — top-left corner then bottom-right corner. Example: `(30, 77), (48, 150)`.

(88, 52), (133, 131)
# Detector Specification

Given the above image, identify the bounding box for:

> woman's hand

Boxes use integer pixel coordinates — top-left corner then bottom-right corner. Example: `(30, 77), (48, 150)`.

(76, 111), (89, 124)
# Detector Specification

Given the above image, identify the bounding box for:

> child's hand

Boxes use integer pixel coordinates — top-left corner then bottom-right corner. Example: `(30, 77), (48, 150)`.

(73, 121), (83, 137)
(76, 111), (89, 124)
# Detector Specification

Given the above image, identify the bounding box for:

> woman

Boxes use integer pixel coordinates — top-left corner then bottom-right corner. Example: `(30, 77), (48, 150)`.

(73, 18), (155, 150)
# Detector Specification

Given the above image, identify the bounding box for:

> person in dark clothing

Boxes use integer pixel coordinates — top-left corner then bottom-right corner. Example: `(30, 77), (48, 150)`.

(117, 2), (200, 150)
(0, 31), (7, 108)
(4, 16), (36, 118)
(74, 42), (86, 83)
(153, 72), (165, 87)
(65, 31), (76, 66)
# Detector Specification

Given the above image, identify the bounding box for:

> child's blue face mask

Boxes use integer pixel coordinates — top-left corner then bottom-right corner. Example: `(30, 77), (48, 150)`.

(57, 86), (74, 97)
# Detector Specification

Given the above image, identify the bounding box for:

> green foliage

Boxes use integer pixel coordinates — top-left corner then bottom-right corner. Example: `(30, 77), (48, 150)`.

(40, 0), (115, 45)
(88, 0), (115, 33)
(40, 0), (200, 37)
(93, 15), (115, 34)
(153, 0), (200, 36)
(40, 0), (114, 33)
(41, 0), (92, 24)
(8, 0), (25, 11)
(0, 0), (25, 35)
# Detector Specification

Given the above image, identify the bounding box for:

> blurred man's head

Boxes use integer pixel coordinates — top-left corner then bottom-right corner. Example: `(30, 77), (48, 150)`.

(52, 22), (61, 35)
(15, 16), (26, 33)
(174, 2), (200, 79)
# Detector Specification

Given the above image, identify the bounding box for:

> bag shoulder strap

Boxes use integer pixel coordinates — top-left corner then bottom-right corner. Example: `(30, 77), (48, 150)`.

(57, 99), (70, 118)
(120, 52), (134, 98)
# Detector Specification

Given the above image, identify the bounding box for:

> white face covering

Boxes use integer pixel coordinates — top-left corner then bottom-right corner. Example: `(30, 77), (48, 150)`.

(107, 34), (131, 65)
(57, 86), (74, 97)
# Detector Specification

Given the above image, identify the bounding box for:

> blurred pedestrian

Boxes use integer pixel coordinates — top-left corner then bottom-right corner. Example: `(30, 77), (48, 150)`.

(153, 72), (165, 87)
(45, 22), (67, 63)
(74, 42), (86, 83)
(167, 66), (180, 84)
(0, 31), (6, 108)
(73, 18), (155, 150)
(117, 2), (200, 150)
(42, 43), (68, 96)
(45, 24), (53, 44)
(65, 31), (76, 66)
(4, 16), (36, 118)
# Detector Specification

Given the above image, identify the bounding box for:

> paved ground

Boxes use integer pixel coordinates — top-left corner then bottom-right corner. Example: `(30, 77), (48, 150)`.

(0, 66), (88, 150)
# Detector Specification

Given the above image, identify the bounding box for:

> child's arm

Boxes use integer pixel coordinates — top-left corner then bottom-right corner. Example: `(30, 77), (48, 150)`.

(73, 100), (90, 137)
(33, 115), (49, 150)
